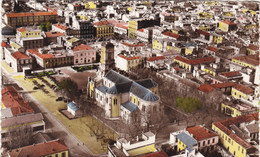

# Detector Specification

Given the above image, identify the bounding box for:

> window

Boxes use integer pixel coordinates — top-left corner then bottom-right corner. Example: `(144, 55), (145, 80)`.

(106, 98), (108, 103)
(142, 106), (146, 111)
(203, 141), (205, 146)
(228, 138), (231, 143)
(238, 146), (240, 151)
(242, 149), (244, 154)
(55, 154), (58, 157)
(114, 99), (117, 105)
(208, 140), (210, 144)
(96, 93), (98, 98)
(212, 138), (215, 143)
(62, 152), (66, 157)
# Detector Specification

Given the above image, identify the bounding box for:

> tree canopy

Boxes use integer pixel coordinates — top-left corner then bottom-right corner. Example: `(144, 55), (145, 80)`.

(57, 79), (79, 100)
(176, 96), (202, 113)
(40, 22), (52, 32)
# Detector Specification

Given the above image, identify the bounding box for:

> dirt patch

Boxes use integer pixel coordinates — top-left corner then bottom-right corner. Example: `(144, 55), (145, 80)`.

(54, 68), (96, 89)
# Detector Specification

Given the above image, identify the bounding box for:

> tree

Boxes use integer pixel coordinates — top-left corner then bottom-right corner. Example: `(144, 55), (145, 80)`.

(45, 22), (52, 31)
(6, 125), (33, 149)
(176, 96), (202, 113)
(57, 79), (79, 100)
(40, 22), (52, 32)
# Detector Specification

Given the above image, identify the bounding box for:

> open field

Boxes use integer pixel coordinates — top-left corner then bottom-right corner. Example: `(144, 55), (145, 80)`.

(13, 75), (118, 154)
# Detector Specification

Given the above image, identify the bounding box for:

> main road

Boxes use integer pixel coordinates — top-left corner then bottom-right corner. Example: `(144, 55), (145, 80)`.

(1, 67), (97, 157)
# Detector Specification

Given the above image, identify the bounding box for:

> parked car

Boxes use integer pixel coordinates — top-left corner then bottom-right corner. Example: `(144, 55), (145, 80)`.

(33, 86), (39, 90)
(56, 97), (63, 101)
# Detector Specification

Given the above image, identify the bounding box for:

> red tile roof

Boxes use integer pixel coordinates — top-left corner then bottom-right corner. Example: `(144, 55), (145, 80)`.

(197, 29), (210, 36)
(220, 71), (241, 78)
(247, 44), (259, 51)
(27, 49), (54, 59)
(213, 112), (258, 150)
(93, 20), (111, 26)
(162, 31), (180, 39)
(11, 52), (31, 60)
(221, 20), (236, 25)
(6, 12), (57, 18)
(45, 31), (65, 38)
(8, 140), (68, 157)
(115, 23), (128, 29)
(232, 54), (259, 66)
(119, 55), (141, 60)
(138, 29), (144, 32)
(44, 7), (57, 13)
(233, 84), (254, 95)
(211, 82), (236, 89)
(198, 84), (215, 93)
(174, 56), (215, 65)
(206, 46), (218, 52)
(53, 24), (68, 30)
(1, 41), (9, 47)
(147, 56), (165, 61)
(72, 44), (93, 51)
(122, 42), (145, 47)
(1, 86), (34, 116)
(140, 151), (168, 157)
(17, 27), (26, 32)
(186, 126), (218, 141)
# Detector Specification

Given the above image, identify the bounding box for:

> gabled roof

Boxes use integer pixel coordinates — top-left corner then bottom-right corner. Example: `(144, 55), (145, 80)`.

(107, 82), (133, 94)
(211, 82), (236, 89)
(115, 23), (128, 29)
(232, 54), (259, 66)
(119, 55), (142, 60)
(136, 79), (158, 89)
(175, 56), (215, 65)
(186, 126), (218, 141)
(2, 113), (43, 128)
(220, 71), (241, 78)
(11, 52), (31, 60)
(130, 82), (159, 102)
(138, 29), (144, 32)
(233, 84), (254, 95)
(206, 46), (218, 52)
(197, 29), (210, 36)
(96, 85), (108, 94)
(1, 41), (9, 47)
(147, 56), (165, 61)
(177, 132), (197, 152)
(72, 44), (93, 51)
(45, 32), (65, 38)
(162, 31), (180, 39)
(67, 102), (79, 111)
(8, 139), (68, 157)
(245, 123), (258, 133)
(6, 12), (57, 18)
(27, 49), (54, 59)
(121, 102), (138, 112)
(1, 86), (34, 116)
(53, 24), (68, 30)
(246, 44), (259, 51)
(198, 84), (215, 93)
(213, 112), (258, 150)
(105, 70), (132, 84)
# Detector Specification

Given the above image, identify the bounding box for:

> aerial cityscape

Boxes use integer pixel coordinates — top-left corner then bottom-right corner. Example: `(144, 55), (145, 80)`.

(1, 0), (259, 157)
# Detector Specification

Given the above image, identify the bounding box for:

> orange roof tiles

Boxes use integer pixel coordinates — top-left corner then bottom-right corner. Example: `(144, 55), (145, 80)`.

(221, 20), (236, 25)
(93, 20), (111, 26)
(138, 29), (144, 32)
(198, 84), (215, 93)
(186, 126), (218, 141)
(1, 86), (34, 116)
(206, 46), (218, 52)
(1, 41), (9, 47)
(27, 49), (54, 59)
(232, 54), (259, 66)
(247, 44), (259, 51)
(147, 56), (165, 61)
(197, 29), (210, 36)
(53, 24), (68, 30)
(122, 42), (145, 47)
(211, 82), (236, 89)
(6, 12), (57, 18)
(220, 71), (241, 78)
(11, 52), (31, 60)
(8, 140), (68, 157)
(119, 55), (141, 60)
(45, 32), (65, 38)
(175, 56), (215, 65)
(72, 44), (93, 51)
(213, 112), (258, 150)
(17, 27), (26, 32)
(233, 84), (254, 95)
(115, 23), (128, 29)
(162, 31), (180, 39)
